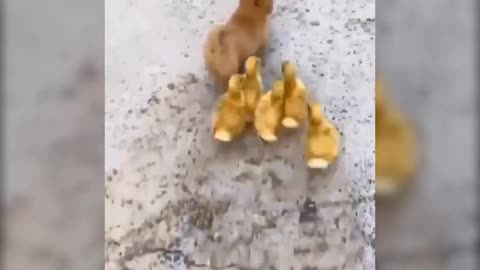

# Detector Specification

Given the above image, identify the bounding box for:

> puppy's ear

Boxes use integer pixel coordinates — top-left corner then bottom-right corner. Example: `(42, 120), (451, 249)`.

(263, 0), (273, 14)
(253, 0), (273, 13)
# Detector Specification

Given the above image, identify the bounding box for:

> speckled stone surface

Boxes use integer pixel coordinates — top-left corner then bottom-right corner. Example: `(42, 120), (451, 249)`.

(105, 0), (375, 269)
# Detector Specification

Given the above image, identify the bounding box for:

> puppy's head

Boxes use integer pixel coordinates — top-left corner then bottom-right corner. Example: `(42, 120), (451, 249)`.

(240, 0), (273, 14)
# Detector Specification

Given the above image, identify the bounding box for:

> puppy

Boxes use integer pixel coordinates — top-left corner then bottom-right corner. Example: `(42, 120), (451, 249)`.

(203, 0), (273, 90)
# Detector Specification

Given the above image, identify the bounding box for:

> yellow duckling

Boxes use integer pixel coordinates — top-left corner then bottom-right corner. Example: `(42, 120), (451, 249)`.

(305, 103), (340, 169)
(281, 61), (307, 128)
(212, 74), (248, 142)
(243, 56), (264, 123)
(376, 77), (417, 197)
(254, 79), (285, 142)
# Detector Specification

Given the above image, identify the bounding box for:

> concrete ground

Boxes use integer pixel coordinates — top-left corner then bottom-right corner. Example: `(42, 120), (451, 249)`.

(105, 0), (375, 269)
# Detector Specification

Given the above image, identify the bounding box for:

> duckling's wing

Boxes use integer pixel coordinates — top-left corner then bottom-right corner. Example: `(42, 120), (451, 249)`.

(324, 122), (340, 142)
(244, 87), (257, 109)
(297, 87), (307, 100)
(212, 102), (221, 128)
(257, 73), (264, 90)
(254, 96), (264, 115)
(216, 96), (225, 110)
(212, 95), (227, 125)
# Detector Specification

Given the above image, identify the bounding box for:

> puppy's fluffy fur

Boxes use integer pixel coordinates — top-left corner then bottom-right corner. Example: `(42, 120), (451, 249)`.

(203, 0), (273, 90)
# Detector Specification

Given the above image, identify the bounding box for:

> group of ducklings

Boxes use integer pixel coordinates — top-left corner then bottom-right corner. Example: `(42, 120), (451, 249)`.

(212, 56), (340, 169)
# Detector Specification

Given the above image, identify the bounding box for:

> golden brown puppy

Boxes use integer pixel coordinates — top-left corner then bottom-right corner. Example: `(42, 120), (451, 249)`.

(203, 0), (273, 90)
